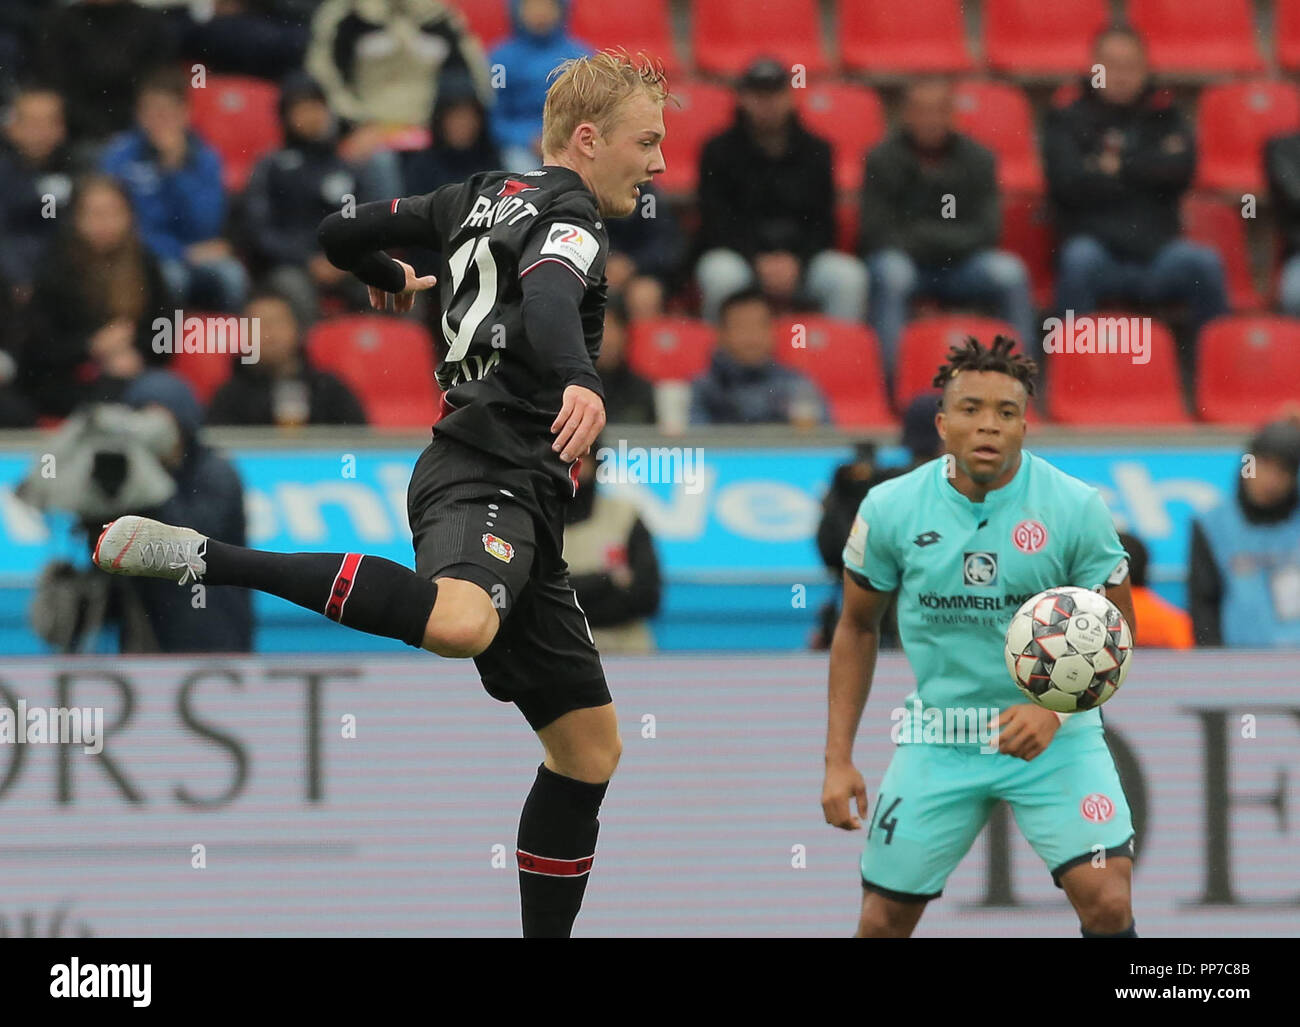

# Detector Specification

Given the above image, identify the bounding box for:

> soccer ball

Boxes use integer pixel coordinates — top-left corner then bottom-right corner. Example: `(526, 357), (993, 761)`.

(1003, 586), (1133, 712)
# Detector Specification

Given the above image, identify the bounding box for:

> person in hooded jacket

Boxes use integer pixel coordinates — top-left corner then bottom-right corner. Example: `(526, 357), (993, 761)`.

(107, 369), (253, 652)
(402, 73), (502, 195)
(241, 72), (375, 324)
(489, 0), (592, 172)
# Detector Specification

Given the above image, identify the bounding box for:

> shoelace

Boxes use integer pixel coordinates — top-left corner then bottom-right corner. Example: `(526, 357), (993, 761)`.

(138, 537), (207, 586)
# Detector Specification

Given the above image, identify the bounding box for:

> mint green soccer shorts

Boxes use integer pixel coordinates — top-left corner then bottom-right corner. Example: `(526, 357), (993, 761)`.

(860, 727), (1135, 901)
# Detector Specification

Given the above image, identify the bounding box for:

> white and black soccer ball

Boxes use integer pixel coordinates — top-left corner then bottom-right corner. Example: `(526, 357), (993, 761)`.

(1003, 586), (1133, 713)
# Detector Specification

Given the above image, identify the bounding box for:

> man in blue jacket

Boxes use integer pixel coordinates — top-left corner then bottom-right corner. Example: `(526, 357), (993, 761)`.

(490, 0), (592, 171)
(101, 67), (248, 312)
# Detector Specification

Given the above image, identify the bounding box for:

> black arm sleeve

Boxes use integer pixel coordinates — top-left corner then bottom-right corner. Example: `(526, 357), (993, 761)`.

(569, 518), (662, 626)
(1187, 520), (1223, 647)
(317, 199), (437, 293)
(520, 259), (604, 398)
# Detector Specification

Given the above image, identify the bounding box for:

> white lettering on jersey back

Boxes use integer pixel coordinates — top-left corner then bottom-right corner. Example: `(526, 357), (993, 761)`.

(538, 222), (599, 275)
(460, 194), (541, 229)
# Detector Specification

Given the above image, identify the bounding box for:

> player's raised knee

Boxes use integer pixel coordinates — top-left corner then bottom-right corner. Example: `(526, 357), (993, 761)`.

(1081, 891), (1132, 934)
(423, 578), (500, 658)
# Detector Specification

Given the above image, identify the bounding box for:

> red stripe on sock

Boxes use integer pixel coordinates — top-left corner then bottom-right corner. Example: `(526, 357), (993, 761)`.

(516, 849), (594, 877)
(325, 553), (363, 621)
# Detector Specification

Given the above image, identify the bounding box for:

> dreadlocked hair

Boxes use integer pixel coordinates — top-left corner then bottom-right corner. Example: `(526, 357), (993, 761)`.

(931, 335), (1038, 397)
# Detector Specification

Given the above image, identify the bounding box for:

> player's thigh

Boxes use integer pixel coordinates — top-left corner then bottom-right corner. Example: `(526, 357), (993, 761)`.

(1058, 853), (1133, 929)
(537, 702), (621, 785)
(1000, 728), (1135, 890)
(474, 574), (612, 753)
(856, 886), (929, 938)
(860, 743), (997, 905)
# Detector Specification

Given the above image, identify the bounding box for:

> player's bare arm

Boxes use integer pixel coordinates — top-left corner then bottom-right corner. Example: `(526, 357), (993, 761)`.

(822, 570), (892, 830)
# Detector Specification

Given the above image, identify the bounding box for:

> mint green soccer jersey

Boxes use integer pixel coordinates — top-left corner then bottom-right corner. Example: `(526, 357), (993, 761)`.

(841, 449), (1129, 742)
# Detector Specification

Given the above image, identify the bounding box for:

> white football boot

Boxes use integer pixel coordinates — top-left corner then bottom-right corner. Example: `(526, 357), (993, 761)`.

(94, 515), (208, 585)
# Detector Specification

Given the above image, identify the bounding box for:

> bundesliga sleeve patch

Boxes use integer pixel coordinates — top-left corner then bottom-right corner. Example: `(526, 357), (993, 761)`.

(844, 513), (868, 567)
(539, 222), (599, 275)
(1106, 556), (1130, 586)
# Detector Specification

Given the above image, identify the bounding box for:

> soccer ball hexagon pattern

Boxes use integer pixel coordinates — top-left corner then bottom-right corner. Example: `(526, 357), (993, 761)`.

(1003, 586), (1133, 713)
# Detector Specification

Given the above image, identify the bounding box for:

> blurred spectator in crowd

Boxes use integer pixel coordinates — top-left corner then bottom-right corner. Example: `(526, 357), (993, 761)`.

(1265, 131), (1300, 317)
(490, 0), (591, 172)
(402, 72), (502, 194)
(0, 85), (80, 300)
(242, 72), (373, 324)
(206, 292), (368, 427)
(114, 370), (253, 652)
(605, 182), (681, 321)
(811, 394), (942, 649)
(860, 79), (1035, 374)
(1189, 418), (1300, 647)
(306, 0), (491, 179)
(18, 174), (173, 419)
(1044, 25), (1226, 342)
(0, 1), (46, 108)
(563, 439), (661, 654)
(690, 287), (829, 426)
(34, 0), (177, 149)
(101, 68), (249, 312)
(595, 296), (655, 424)
(1116, 530), (1191, 648)
(182, 0), (310, 80)
(0, 282), (37, 427)
(695, 58), (867, 324)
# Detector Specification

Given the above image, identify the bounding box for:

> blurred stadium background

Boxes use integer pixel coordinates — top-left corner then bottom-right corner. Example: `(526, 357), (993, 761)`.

(0, 0), (1296, 937)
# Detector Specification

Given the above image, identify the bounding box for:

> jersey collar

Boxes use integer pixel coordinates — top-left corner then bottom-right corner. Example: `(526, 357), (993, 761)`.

(936, 449), (1032, 513)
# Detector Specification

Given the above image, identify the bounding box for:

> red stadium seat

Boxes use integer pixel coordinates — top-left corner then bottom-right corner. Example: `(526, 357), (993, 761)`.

(1194, 81), (1300, 194)
(896, 315), (1025, 409)
(168, 313), (237, 404)
(452, 0), (511, 48)
(306, 316), (438, 429)
(1129, 0), (1264, 76)
(839, 0), (974, 76)
(1044, 314), (1190, 425)
(659, 79), (734, 195)
(983, 0), (1108, 77)
(570, 0), (682, 76)
(795, 83), (886, 192)
(1000, 193), (1056, 310)
(774, 316), (894, 428)
(627, 317), (714, 382)
(1182, 193), (1265, 311)
(952, 80), (1044, 194)
(691, 0), (830, 78)
(189, 75), (282, 193)
(1279, 0), (1300, 72)
(1195, 315), (1300, 424)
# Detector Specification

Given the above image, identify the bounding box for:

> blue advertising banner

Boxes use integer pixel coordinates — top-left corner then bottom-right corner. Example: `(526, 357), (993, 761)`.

(0, 444), (1242, 652)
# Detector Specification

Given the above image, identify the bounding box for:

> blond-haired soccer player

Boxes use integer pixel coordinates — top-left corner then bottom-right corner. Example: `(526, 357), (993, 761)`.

(95, 50), (669, 937)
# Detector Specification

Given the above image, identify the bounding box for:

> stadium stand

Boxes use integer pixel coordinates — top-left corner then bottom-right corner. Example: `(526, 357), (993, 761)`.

(837, 0), (975, 77)
(691, 0), (831, 77)
(774, 315), (894, 428)
(305, 316), (438, 429)
(1195, 314), (1300, 423)
(189, 75), (283, 194)
(982, 0), (1109, 78)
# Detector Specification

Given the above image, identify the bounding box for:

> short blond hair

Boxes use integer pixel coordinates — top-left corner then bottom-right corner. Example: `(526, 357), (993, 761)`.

(541, 48), (672, 158)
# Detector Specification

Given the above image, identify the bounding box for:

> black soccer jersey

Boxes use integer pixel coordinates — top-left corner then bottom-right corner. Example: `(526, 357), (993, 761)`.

(394, 166), (609, 488)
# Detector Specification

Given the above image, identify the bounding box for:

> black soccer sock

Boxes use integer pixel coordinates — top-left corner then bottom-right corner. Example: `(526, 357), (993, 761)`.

(516, 763), (608, 938)
(1082, 920), (1138, 938)
(202, 540), (437, 647)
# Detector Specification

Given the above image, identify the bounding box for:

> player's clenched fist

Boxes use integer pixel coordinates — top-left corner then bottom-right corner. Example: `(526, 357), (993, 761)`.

(991, 703), (1060, 761)
(551, 384), (605, 463)
(822, 760), (869, 830)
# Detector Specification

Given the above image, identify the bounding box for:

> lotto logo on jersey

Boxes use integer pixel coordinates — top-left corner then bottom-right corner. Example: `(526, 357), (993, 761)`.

(540, 222), (600, 275)
(1080, 792), (1116, 823)
(1012, 519), (1048, 553)
(482, 533), (515, 563)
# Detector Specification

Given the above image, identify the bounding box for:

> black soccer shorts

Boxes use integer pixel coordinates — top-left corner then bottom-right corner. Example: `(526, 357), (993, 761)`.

(406, 433), (611, 731)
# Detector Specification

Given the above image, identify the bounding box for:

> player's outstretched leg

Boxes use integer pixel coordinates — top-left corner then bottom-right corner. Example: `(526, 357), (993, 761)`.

(515, 703), (621, 938)
(94, 515), (495, 657)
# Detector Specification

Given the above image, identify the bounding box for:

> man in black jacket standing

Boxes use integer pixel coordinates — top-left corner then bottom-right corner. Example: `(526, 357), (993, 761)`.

(694, 57), (868, 324)
(1045, 25), (1226, 342)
